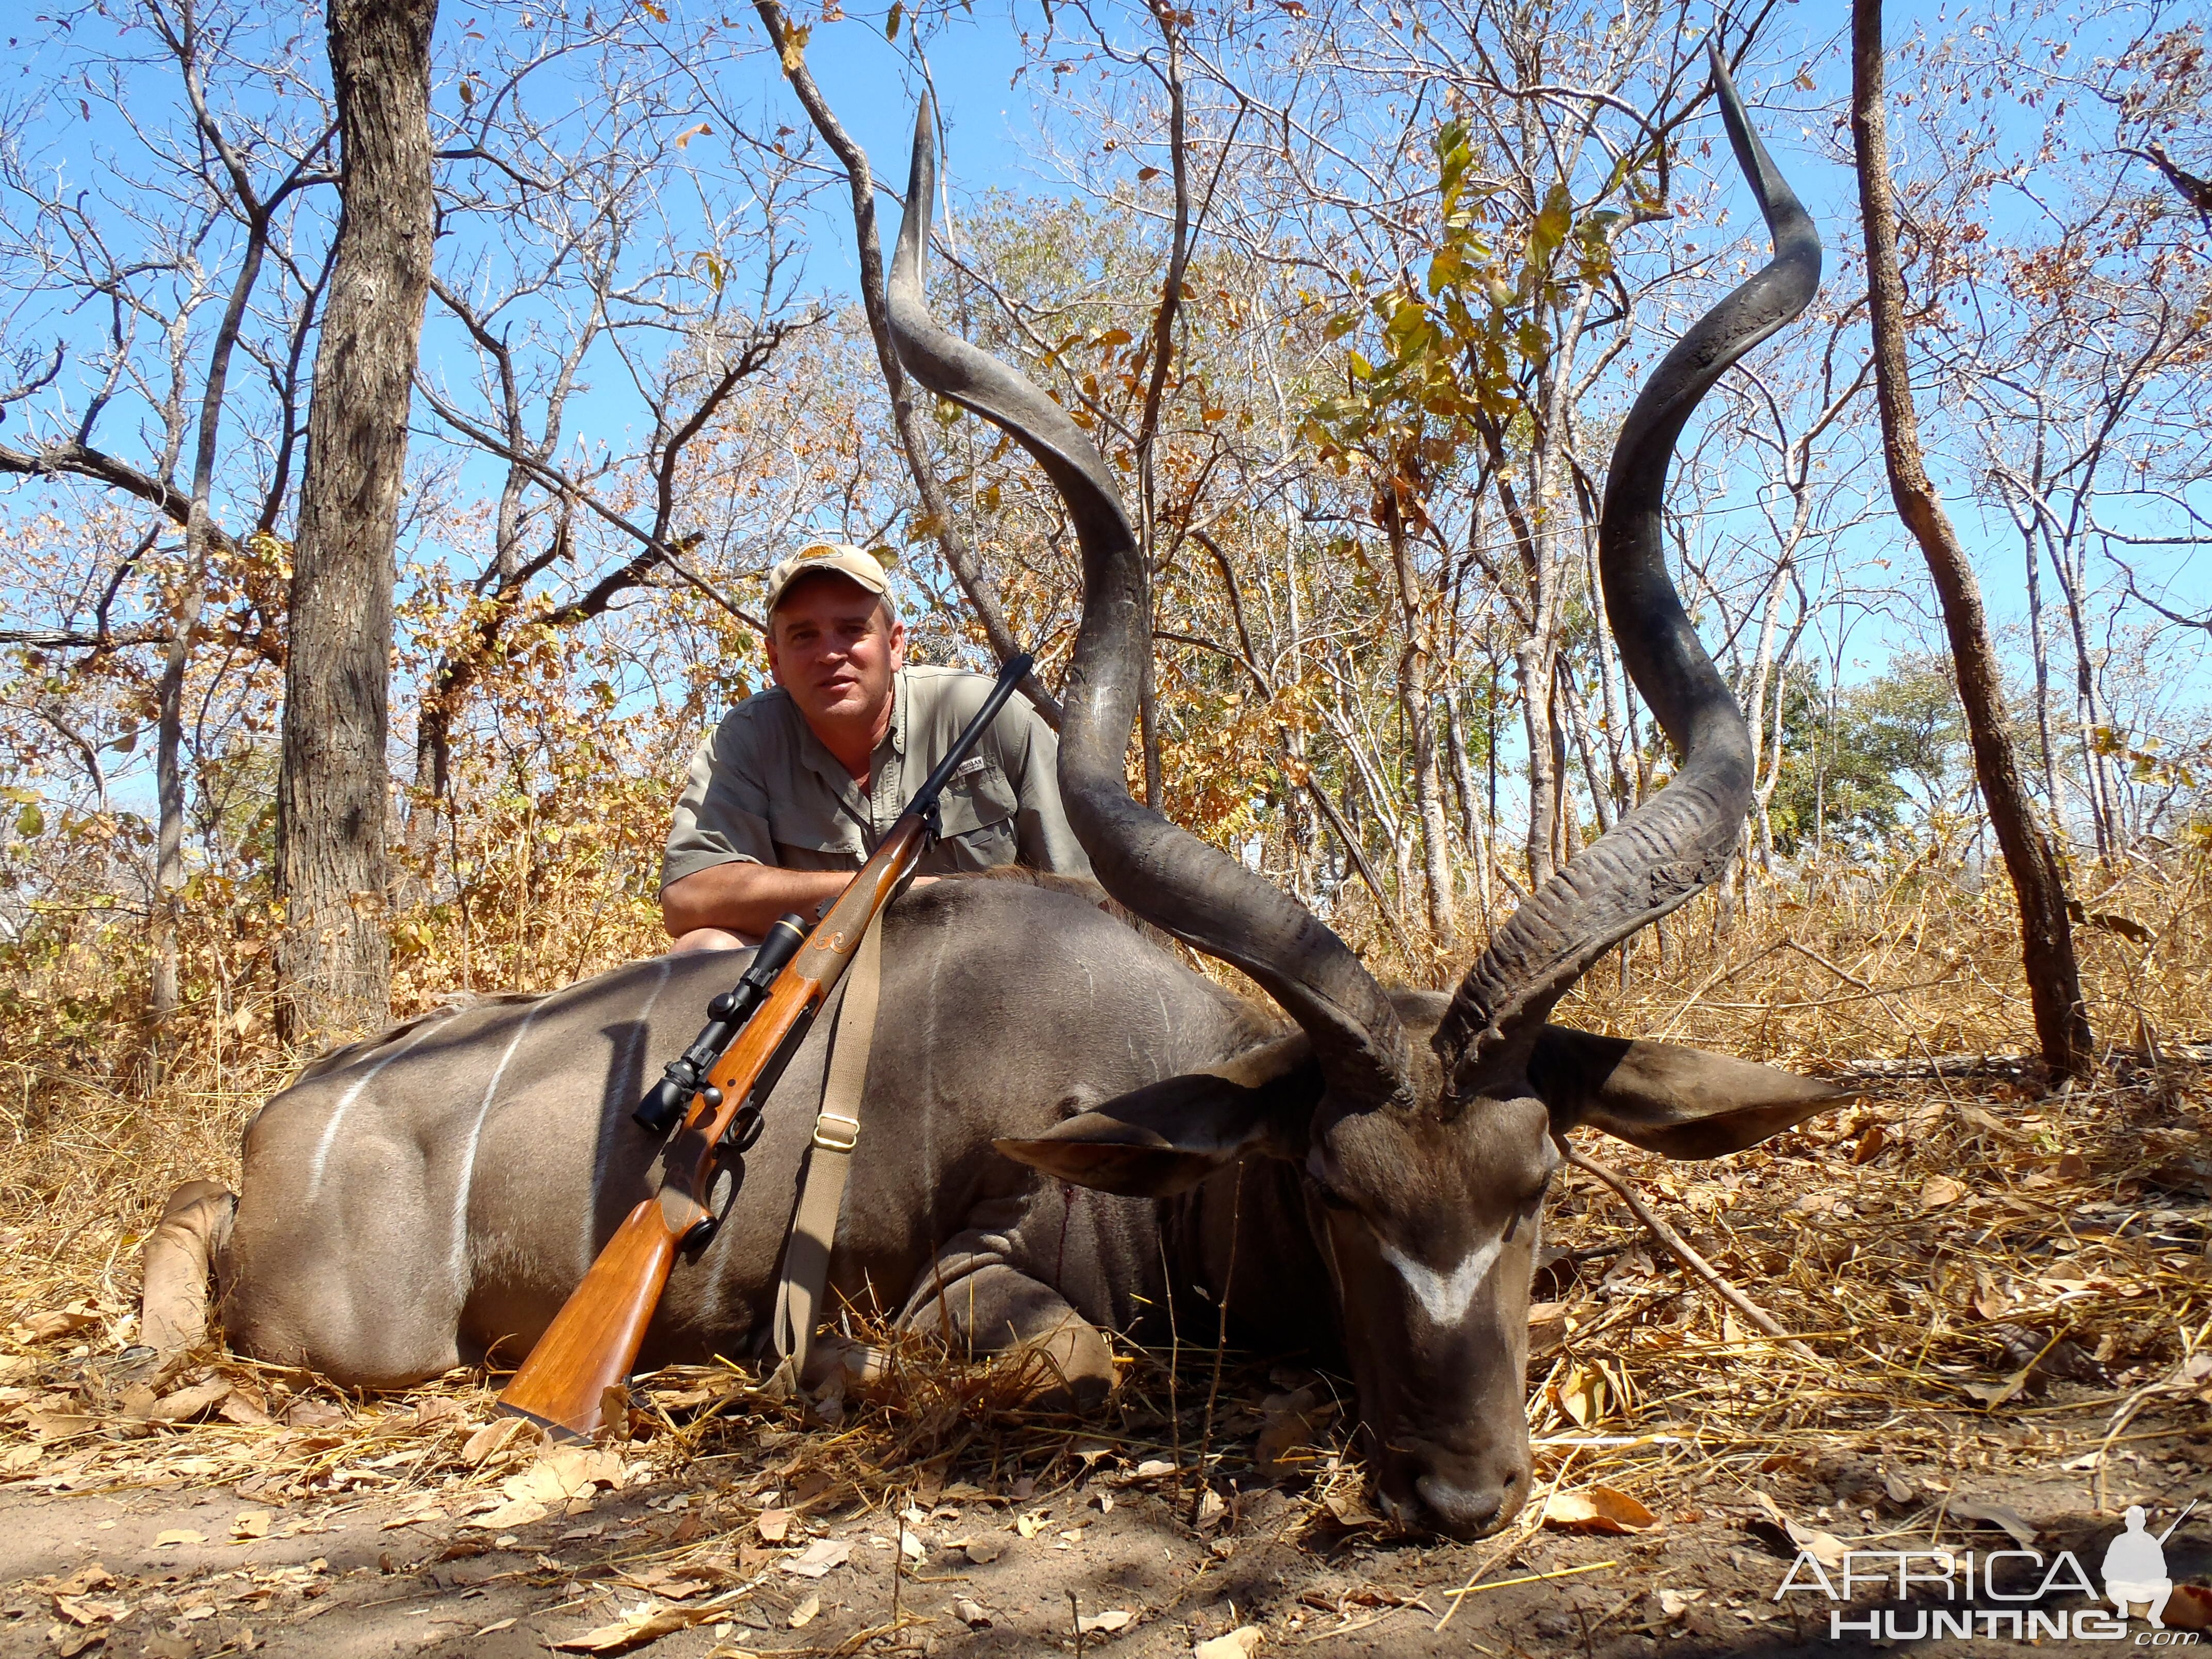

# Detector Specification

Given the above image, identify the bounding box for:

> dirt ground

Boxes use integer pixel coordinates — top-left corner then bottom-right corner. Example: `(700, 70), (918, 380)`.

(6, 1056), (2212, 1659)
(1, 1391), (2207, 1659)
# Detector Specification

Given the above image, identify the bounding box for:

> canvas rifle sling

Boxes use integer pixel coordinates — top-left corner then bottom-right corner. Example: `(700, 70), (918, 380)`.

(770, 908), (883, 1385)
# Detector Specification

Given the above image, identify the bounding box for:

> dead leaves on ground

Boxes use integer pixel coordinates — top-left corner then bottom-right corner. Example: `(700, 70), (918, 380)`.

(1541, 1484), (1659, 1534)
(9, 1306), (103, 1345)
(26, 1563), (132, 1656)
(1753, 1491), (1849, 1569)
(1550, 1358), (1635, 1428)
(1920, 1174), (1968, 1210)
(551, 1595), (735, 1653)
(778, 1537), (853, 1578)
(1963, 1324), (2115, 1406)
(470, 1444), (629, 1531)
(753, 1505), (793, 1542)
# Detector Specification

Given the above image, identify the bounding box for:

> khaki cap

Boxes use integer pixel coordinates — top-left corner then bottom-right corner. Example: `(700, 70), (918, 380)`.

(766, 542), (895, 614)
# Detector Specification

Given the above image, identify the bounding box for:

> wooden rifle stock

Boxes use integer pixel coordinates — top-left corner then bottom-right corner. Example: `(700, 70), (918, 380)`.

(496, 654), (1034, 1438)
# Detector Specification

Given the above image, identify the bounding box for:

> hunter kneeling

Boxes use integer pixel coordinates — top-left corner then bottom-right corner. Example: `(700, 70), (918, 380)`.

(660, 541), (1089, 950)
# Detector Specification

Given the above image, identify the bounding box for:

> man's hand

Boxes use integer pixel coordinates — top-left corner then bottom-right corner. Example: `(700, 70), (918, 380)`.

(662, 863), (935, 947)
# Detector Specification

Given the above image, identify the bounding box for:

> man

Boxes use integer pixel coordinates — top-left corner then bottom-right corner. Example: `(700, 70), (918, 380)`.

(662, 542), (1089, 950)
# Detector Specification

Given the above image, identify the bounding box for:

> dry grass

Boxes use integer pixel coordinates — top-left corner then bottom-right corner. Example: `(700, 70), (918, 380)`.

(3, 851), (2209, 1546)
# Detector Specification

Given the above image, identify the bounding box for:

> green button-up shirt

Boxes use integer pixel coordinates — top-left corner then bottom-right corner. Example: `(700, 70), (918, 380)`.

(661, 664), (1092, 890)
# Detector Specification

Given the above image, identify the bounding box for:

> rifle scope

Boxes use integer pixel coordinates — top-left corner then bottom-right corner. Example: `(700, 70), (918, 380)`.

(632, 913), (810, 1134)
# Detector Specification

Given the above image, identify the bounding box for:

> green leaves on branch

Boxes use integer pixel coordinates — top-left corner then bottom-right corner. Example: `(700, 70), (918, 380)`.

(1304, 115), (1653, 474)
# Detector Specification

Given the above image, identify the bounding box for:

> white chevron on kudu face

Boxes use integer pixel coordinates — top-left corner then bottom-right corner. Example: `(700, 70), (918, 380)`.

(1378, 1235), (1503, 1328)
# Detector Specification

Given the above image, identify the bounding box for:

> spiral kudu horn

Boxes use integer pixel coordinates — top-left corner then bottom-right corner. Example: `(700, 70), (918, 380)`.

(886, 99), (1414, 1108)
(1433, 47), (1821, 1103)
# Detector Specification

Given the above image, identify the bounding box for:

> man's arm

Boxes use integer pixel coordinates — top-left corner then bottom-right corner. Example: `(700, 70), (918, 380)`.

(663, 710), (847, 942)
(660, 863), (853, 944)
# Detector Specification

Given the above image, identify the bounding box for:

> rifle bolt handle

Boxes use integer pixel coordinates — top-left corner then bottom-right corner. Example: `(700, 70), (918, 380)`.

(701, 1086), (722, 1108)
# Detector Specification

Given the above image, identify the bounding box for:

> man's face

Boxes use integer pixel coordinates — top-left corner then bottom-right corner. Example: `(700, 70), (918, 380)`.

(765, 573), (905, 732)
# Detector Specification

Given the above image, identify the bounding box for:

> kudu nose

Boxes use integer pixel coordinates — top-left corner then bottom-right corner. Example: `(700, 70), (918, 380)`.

(1398, 1439), (1531, 1539)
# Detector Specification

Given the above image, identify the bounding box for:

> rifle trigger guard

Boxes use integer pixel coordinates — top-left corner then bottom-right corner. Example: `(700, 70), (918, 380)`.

(686, 1157), (742, 1254)
(721, 1105), (765, 1156)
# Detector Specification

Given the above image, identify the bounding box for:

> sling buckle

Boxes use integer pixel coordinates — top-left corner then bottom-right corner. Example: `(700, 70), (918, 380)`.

(812, 1110), (860, 1153)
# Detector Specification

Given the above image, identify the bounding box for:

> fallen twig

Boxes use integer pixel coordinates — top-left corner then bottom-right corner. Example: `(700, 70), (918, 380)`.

(1557, 1142), (1818, 1363)
(1443, 1559), (1616, 1604)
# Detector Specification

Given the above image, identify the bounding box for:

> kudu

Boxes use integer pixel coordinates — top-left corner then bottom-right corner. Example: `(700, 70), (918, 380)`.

(888, 46), (1830, 1535)
(142, 51), (1832, 1541)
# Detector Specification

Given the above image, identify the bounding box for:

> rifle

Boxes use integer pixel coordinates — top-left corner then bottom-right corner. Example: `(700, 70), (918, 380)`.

(496, 653), (1036, 1438)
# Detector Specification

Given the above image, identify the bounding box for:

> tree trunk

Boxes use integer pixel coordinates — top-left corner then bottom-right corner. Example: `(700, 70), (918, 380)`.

(2001, 470), (2064, 830)
(1140, 647), (1164, 809)
(1852, 0), (2093, 1080)
(1547, 676), (1573, 870)
(1443, 687), (1477, 842)
(1555, 660), (1614, 837)
(275, 0), (439, 1045)
(2040, 522), (2119, 860)
(1517, 638), (1558, 886)
(150, 585), (200, 1025)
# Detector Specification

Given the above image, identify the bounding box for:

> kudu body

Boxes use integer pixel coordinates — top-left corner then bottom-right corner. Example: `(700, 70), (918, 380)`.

(148, 52), (1832, 1539)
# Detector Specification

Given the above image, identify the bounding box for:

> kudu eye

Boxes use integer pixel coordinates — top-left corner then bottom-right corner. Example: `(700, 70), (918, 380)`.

(1306, 1174), (1356, 1212)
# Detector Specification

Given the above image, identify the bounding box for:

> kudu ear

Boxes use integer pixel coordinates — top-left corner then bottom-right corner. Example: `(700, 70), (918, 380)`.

(995, 1035), (1319, 1197)
(1530, 1026), (1847, 1160)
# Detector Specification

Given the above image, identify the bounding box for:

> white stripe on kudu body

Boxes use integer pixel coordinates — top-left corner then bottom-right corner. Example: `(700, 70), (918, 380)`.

(588, 956), (677, 1268)
(449, 999), (554, 1291)
(1379, 1237), (1503, 1328)
(303, 1013), (462, 1202)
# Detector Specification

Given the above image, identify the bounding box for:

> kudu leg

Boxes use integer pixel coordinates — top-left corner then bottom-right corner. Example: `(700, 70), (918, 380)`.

(900, 1239), (1117, 1410)
(139, 1180), (236, 1355)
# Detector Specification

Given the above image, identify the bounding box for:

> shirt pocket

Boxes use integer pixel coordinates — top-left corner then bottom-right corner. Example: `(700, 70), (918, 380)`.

(766, 801), (865, 869)
(929, 760), (1020, 872)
